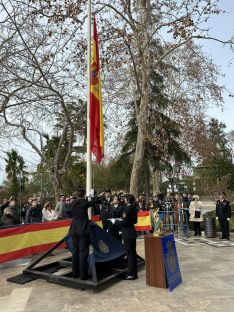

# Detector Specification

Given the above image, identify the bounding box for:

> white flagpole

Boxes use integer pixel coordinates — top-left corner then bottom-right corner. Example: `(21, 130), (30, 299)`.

(86, 0), (92, 199)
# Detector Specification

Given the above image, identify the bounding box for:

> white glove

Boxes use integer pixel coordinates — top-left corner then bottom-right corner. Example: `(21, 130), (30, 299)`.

(227, 218), (230, 221)
(216, 217), (218, 221)
(110, 218), (115, 224)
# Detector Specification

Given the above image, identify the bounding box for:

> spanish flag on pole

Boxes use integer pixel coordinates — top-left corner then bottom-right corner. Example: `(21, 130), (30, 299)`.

(90, 17), (104, 163)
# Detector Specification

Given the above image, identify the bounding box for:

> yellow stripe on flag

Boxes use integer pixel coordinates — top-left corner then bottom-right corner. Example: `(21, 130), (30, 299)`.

(135, 215), (151, 227)
(0, 226), (69, 255)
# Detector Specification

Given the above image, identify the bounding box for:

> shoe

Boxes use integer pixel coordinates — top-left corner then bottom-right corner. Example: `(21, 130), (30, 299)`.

(124, 275), (137, 280)
(219, 237), (226, 239)
(194, 234), (198, 236)
(198, 234), (202, 237)
(227, 237), (230, 240)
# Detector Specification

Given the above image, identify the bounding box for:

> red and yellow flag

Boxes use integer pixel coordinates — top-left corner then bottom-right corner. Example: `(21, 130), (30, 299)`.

(90, 17), (104, 163)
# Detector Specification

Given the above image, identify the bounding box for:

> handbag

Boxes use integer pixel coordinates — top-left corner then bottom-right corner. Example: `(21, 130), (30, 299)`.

(194, 210), (201, 218)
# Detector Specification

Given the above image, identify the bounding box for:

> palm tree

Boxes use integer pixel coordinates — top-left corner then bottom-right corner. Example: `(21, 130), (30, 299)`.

(4, 149), (28, 198)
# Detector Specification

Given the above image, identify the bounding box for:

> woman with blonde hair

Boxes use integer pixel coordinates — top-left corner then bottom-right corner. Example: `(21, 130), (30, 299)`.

(189, 195), (203, 236)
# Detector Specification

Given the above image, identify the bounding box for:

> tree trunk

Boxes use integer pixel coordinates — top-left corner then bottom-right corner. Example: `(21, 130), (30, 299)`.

(130, 0), (150, 196)
(51, 172), (63, 201)
(152, 169), (161, 196)
(144, 158), (150, 203)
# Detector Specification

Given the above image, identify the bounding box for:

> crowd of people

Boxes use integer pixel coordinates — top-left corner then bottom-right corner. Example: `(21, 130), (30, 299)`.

(0, 190), (231, 239)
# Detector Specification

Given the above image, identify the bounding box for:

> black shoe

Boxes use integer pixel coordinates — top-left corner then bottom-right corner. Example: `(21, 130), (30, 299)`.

(198, 233), (202, 237)
(219, 237), (226, 239)
(227, 237), (230, 240)
(194, 234), (198, 236)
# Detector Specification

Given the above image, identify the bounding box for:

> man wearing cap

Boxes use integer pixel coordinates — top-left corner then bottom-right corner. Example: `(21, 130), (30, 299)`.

(100, 188), (113, 231)
(216, 192), (231, 240)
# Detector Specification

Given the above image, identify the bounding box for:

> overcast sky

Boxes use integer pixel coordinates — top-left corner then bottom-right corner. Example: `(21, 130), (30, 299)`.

(0, 0), (234, 184)
(203, 0), (234, 130)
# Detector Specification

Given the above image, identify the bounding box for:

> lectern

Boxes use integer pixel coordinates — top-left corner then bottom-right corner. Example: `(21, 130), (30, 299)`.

(144, 234), (182, 291)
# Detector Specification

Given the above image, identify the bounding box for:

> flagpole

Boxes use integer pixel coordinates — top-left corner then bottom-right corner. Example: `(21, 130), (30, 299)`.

(86, 0), (92, 198)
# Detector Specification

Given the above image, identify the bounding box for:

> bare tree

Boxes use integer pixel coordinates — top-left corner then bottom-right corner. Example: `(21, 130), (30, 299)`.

(0, 0), (87, 199)
(94, 0), (234, 195)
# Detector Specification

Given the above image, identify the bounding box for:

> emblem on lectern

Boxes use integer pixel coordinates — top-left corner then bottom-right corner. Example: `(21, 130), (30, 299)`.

(99, 240), (110, 253)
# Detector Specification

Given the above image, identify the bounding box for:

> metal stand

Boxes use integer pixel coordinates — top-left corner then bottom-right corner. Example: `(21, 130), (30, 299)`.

(8, 236), (145, 291)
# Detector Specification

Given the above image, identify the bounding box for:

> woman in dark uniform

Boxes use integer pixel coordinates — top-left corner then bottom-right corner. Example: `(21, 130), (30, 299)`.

(122, 194), (138, 280)
(69, 188), (94, 279)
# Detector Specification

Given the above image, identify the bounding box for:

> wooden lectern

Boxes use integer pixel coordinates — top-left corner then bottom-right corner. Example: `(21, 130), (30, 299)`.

(144, 235), (167, 288)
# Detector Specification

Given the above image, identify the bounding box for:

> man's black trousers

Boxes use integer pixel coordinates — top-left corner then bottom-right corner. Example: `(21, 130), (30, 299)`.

(72, 234), (90, 279)
(124, 238), (137, 278)
(219, 219), (230, 239)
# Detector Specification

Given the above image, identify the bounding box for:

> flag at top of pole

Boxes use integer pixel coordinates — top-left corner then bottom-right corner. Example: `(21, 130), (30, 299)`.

(89, 17), (104, 163)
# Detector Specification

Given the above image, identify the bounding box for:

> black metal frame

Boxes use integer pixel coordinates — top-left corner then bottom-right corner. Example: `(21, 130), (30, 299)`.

(21, 237), (145, 291)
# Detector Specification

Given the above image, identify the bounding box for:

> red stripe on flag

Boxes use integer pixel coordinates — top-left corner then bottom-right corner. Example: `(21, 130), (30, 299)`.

(0, 219), (71, 238)
(135, 225), (152, 231)
(90, 92), (103, 163)
(0, 242), (67, 264)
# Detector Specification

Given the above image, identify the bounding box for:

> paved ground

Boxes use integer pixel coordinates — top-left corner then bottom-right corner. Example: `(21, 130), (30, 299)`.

(1, 233), (234, 312)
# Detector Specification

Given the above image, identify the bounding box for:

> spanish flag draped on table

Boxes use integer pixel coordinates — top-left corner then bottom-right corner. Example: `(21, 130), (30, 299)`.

(90, 17), (104, 163)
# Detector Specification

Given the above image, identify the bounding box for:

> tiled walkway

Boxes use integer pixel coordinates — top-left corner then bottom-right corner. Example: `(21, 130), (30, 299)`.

(1, 235), (234, 312)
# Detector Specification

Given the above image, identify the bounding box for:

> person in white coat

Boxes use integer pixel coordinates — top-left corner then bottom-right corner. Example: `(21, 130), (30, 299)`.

(189, 195), (203, 236)
(42, 202), (58, 222)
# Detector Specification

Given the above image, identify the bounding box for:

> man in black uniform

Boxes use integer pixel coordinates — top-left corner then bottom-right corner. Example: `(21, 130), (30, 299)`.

(100, 188), (113, 230)
(69, 188), (94, 279)
(216, 191), (231, 240)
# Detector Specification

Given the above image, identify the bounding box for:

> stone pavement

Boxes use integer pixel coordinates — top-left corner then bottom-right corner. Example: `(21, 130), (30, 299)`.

(1, 235), (234, 312)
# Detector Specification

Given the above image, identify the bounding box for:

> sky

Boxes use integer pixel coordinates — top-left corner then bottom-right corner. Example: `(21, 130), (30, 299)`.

(201, 0), (234, 130)
(0, 0), (234, 183)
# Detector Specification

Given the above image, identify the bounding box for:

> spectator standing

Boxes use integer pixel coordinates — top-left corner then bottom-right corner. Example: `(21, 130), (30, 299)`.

(21, 198), (32, 223)
(136, 195), (146, 211)
(63, 197), (73, 218)
(189, 195), (203, 236)
(153, 194), (164, 220)
(42, 202), (58, 222)
(25, 199), (42, 223)
(8, 199), (20, 219)
(0, 207), (20, 226)
(216, 191), (231, 240)
(55, 195), (66, 219)
(0, 198), (9, 216)
(164, 193), (175, 232)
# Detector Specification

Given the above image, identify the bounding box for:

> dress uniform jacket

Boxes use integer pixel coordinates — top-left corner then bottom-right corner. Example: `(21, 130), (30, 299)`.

(69, 198), (95, 279)
(69, 198), (94, 236)
(121, 204), (138, 241)
(120, 204), (138, 278)
(216, 200), (231, 220)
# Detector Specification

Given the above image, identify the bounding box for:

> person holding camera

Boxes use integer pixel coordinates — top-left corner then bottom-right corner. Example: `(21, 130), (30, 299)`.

(216, 192), (231, 240)
(189, 195), (203, 236)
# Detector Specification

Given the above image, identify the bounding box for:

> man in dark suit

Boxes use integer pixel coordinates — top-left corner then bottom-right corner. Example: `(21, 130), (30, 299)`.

(216, 191), (231, 240)
(69, 188), (94, 279)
